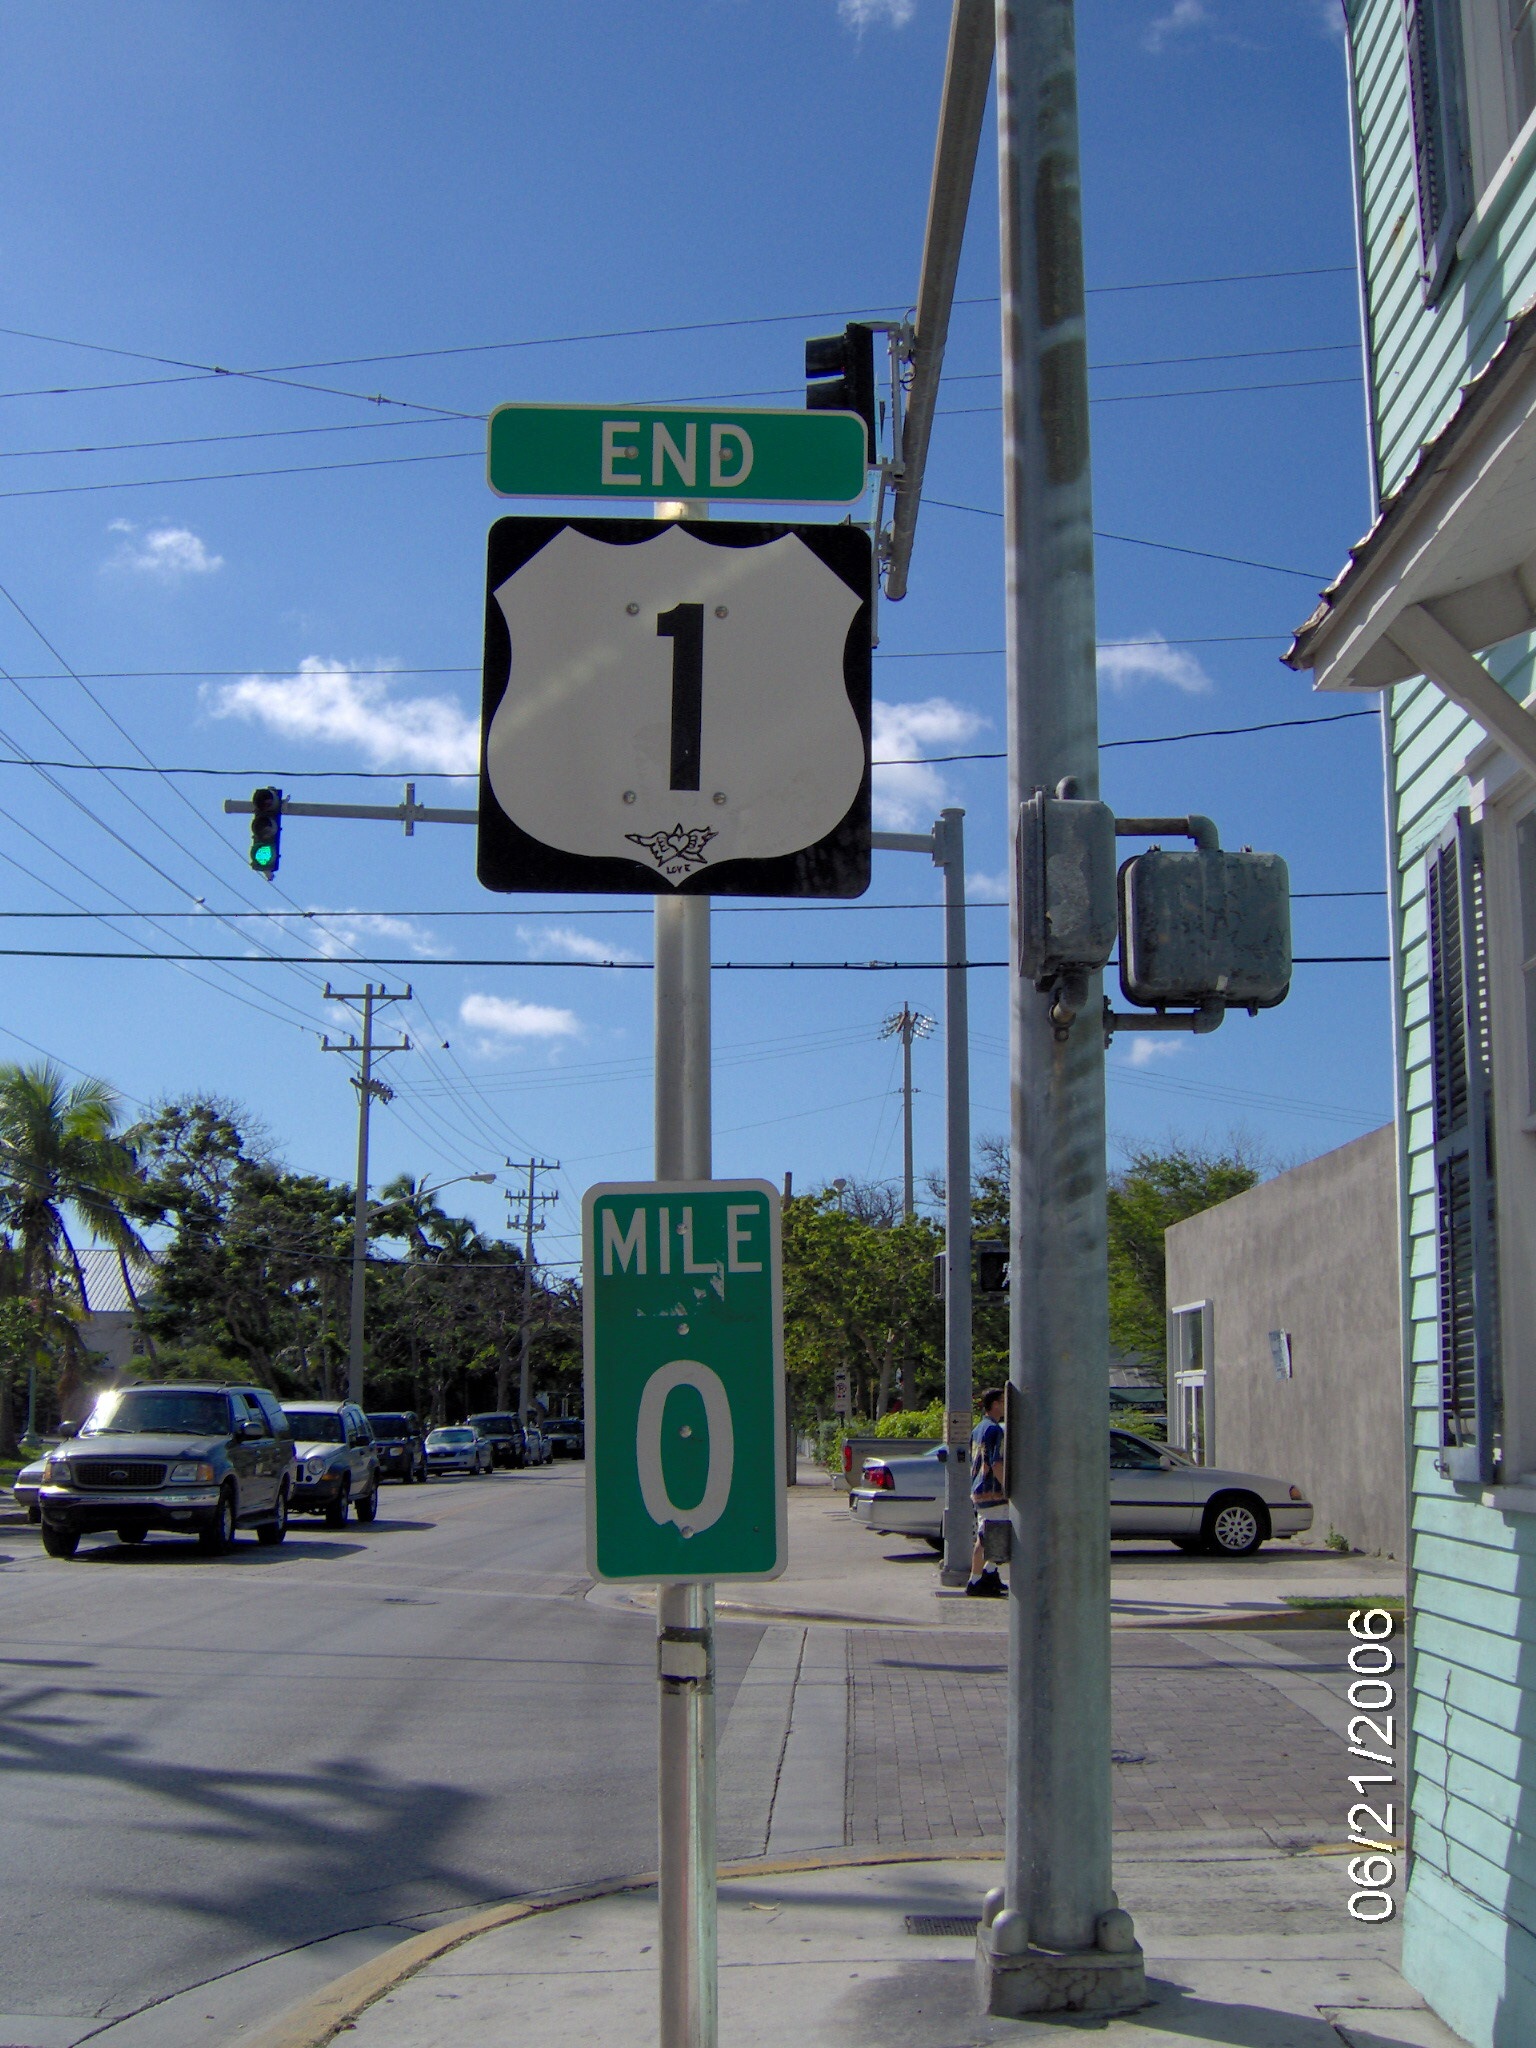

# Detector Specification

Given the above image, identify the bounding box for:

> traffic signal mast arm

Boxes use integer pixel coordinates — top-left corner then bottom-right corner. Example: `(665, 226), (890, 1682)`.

(227, 784), (475, 835)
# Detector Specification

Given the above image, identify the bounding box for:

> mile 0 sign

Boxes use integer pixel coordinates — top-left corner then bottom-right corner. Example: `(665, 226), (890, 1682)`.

(584, 1182), (786, 1585)
(478, 517), (871, 897)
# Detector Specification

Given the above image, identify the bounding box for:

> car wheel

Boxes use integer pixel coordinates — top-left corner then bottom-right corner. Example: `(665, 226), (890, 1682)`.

(198, 1487), (238, 1555)
(257, 1487), (289, 1546)
(353, 1482), (379, 1524)
(41, 1520), (80, 1559)
(1202, 1494), (1267, 1558)
(116, 1522), (149, 1546)
(324, 1482), (351, 1527)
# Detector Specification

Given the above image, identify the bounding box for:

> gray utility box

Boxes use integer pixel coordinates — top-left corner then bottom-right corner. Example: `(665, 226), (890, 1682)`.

(1118, 848), (1291, 1009)
(1016, 791), (1118, 983)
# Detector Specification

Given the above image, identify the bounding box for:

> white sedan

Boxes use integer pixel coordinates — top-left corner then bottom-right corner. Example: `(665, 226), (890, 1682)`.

(425, 1427), (493, 1477)
(849, 1429), (1313, 1557)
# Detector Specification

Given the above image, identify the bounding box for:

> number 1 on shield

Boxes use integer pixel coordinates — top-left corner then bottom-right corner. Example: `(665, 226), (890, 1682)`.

(657, 602), (704, 791)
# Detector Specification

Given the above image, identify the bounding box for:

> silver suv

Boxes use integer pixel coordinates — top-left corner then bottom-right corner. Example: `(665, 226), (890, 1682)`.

(281, 1402), (381, 1524)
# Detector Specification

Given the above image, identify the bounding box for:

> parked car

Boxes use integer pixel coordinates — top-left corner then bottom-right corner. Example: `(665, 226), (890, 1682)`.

(543, 1416), (585, 1459)
(35, 1383), (296, 1558)
(11, 1456), (45, 1520)
(849, 1430), (1313, 1558)
(425, 1425), (493, 1476)
(365, 1410), (428, 1484)
(465, 1412), (527, 1469)
(281, 1401), (381, 1525)
(523, 1423), (552, 1465)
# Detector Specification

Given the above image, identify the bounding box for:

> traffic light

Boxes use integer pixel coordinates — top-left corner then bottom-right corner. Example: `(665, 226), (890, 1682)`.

(805, 322), (877, 463)
(249, 787), (282, 875)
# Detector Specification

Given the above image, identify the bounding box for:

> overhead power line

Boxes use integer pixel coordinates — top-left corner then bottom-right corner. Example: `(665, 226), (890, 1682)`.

(0, 947), (1388, 968)
(926, 504), (1331, 580)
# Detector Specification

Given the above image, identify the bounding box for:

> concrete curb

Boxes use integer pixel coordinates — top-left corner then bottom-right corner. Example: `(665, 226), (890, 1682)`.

(229, 1844), (1006, 2048)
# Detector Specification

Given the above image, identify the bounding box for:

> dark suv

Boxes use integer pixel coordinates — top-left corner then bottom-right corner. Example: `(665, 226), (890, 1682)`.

(36, 1383), (295, 1558)
(543, 1416), (585, 1460)
(365, 1410), (428, 1484)
(465, 1412), (527, 1469)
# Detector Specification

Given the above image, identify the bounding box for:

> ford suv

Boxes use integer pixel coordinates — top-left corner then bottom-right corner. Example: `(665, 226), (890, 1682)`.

(37, 1383), (295, 1559)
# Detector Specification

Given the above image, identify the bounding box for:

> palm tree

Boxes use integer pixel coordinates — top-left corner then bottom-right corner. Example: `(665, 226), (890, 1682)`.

(0, 1062), (149, 1423)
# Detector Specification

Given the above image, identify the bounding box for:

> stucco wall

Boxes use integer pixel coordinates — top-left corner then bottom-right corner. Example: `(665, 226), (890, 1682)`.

(1164, 1125), (1403, 1558)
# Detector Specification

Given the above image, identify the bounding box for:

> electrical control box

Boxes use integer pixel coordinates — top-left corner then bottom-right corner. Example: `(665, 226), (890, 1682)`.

(1117, 848), (1291, 1010)
(1016, 792), (1118, 983)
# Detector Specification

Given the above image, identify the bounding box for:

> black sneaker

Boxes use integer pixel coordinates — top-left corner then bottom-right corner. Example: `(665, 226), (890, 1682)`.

(966, 1570), (1007, 1598)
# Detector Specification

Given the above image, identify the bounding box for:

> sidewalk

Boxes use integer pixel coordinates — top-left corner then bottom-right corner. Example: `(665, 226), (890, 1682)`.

(589, 1465), (1405, 1631)
(247, 1844), (1461, 2048)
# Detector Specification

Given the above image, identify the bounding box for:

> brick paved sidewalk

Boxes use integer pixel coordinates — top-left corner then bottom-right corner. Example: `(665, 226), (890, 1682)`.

(846, 1627), (1346, 1846)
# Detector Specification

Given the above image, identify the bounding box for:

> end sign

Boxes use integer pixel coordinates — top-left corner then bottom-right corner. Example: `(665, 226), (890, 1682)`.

(583, 1181), (785, 1584)
(488, 404), (869, 507)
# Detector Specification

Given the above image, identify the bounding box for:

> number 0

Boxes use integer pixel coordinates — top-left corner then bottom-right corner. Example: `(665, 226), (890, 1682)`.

(636, 1358), (734, 1537)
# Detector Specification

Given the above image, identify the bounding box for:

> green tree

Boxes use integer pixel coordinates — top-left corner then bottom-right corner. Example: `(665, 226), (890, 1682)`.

(0, 1062), (148, 1422)
(1107, 1142), (1261, 1373)
(781, 1190), (942, 1419)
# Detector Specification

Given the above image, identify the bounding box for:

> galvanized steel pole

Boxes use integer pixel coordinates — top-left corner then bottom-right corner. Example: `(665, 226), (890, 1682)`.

(653, 500), (717, 2048)
(937, 809), (975, 1587)
(978, 0), (1145, 2016)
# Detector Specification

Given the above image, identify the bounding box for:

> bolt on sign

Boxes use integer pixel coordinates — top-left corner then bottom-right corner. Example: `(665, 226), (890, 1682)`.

(477, 517), (872, 896)
(583, 1182), (785, 1584)
(486, 404), (870, 507)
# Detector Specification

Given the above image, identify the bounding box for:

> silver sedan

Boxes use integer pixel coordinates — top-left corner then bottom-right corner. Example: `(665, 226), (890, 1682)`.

(425, 1426), (493, 1477)
(849, 1429), (1313, 1557)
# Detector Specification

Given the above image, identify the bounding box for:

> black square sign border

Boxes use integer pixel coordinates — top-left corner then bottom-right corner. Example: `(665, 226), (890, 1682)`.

(477, 516), (873, 898)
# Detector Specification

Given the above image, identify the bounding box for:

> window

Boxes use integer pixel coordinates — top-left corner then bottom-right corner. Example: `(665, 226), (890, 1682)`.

(1169, 1302), (1210, 1464)
(1109, 1434), (1164, 1471)
(1427, 810), (1502, 1480)
(1403, 1), (1536, 302)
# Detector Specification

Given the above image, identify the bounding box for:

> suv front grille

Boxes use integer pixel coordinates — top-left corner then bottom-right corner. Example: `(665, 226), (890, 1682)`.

(72, 1459), (168, 1489)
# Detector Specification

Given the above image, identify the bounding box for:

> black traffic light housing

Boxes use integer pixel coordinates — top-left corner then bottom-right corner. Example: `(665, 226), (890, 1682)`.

(805, 322), (877, 464)
(249, 787), (282, 875)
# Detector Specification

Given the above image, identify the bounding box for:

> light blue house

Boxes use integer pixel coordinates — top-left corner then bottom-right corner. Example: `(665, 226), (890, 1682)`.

(1287, 7), (1536, 2043)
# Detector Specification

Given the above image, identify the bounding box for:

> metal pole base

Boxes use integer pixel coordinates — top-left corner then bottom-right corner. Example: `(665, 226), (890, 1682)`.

(975, 1910), (1146, 2019)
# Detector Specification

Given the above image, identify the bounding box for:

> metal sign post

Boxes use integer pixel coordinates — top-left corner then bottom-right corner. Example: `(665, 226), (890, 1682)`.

(979, 0), (1145, 2017)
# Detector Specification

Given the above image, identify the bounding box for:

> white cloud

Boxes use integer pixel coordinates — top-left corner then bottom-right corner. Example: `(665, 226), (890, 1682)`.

(106, 520), (223, 580)
(871, 695), (987, 831)
(516, 923), (640, 966)
(1307, 0), (1345, 35)
(1143, 0), (1211, 51)
(299, 911), (447, 960)
(1119, 1036), (1183, 1068)
(1097, 633), (1212, 696)
(459, 992), (581, 1042)
(839, 0), (915, 29)
(207, 658), (478, 774)
(966, 868), (1010, 901)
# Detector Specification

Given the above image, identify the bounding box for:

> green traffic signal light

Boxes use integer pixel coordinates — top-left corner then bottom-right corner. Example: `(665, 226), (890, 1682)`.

(249, 787), (282, 875)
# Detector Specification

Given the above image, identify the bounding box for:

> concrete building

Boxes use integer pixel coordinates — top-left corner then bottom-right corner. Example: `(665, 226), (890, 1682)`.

(1284, 7), (1536, 2040)
(1163, 1126), (1403, 1559)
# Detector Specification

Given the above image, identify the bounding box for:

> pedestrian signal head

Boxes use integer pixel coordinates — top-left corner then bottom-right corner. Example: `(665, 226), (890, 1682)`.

(249, 787), (282, 875)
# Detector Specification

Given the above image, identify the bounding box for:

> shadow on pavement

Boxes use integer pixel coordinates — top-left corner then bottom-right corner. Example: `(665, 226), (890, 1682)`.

(70, 1535), (368, 1565)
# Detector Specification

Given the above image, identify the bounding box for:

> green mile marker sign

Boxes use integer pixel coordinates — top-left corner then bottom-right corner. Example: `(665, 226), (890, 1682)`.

(487, 403), (869, 507)
(583, 1181), (786, 1584)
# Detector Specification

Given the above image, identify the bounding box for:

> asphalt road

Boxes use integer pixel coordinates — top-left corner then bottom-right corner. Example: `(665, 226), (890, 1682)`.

(0, 1462), (764, 2048)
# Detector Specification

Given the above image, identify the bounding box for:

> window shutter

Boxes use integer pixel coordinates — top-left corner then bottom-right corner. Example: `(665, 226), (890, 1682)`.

(1427, 810), (1500, 1481)
(1402, 0), (1473, 304)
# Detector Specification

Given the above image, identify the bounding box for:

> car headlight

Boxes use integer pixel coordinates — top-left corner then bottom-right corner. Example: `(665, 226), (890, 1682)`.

(44, 1454), (71, 1483)
(169, 1461), (216, 1484)
(305, 1456), (330, 1481)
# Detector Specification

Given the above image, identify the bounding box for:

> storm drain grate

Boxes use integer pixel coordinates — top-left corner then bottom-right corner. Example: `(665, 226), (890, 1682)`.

(904, 1915), (980, 1938)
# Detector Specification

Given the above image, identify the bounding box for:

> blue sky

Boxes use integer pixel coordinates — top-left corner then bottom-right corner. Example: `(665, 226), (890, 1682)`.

(0, 0), (1382, 1272)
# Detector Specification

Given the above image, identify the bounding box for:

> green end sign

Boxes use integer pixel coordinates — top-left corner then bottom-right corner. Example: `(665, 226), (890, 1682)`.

(583, 1181), (785, 1584)
(488, 404), (869, 507)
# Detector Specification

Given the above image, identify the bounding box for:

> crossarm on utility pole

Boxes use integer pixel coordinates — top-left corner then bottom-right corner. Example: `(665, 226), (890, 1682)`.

(884, 0), (995, 602)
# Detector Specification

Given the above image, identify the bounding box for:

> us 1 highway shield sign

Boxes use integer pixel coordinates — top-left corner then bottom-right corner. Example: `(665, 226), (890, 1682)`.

(477, 517), (871, 897)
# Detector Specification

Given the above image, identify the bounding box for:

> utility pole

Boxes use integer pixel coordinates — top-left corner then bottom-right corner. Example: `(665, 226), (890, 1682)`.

(879, 1001), (935, 1220)
(323, 983), (411, 1407)
(979, 0), (1144, 2018)
(505, 1157), (559, 1418)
